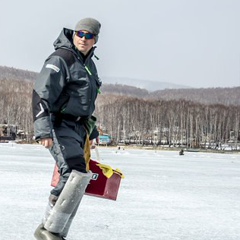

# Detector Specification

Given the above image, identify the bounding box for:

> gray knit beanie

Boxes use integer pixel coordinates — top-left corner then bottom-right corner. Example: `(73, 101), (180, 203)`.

(75, 18), (101, 43)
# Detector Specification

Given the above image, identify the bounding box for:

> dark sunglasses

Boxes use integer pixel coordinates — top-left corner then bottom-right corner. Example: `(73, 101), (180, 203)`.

(75, 31), (95, 39)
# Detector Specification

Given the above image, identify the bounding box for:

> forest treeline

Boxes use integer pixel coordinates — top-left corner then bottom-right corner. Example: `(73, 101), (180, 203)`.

(0, 66), (239, 147)
(95, 94), (240, 147)
(0, 79), (33, 136)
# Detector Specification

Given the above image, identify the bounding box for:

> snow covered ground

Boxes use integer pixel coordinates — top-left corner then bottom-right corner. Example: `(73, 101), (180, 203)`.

(0, 143), (240, 240)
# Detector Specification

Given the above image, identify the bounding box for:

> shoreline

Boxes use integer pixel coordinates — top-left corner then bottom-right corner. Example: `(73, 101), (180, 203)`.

(95, 145), (240, 154)
(1, 141), (239, 154)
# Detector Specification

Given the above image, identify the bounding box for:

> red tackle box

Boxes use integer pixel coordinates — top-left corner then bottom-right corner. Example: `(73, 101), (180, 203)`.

(51, 159), (123, 201)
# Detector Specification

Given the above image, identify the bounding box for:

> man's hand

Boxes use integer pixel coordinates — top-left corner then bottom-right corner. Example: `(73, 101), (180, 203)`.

(39, 138), (53, 148)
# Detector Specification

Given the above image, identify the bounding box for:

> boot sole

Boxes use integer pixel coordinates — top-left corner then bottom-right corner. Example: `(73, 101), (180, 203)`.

(34, 224), (63, 240)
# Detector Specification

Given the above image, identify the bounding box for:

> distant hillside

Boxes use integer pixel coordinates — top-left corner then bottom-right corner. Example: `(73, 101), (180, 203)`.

(148, 87), (240, 106)
(1, 65), (239, 106)
(0, 66), (37, 82)
(102, 76), (190, 91)
(0, 66), (187, 90)
(101, 84), (149, 98)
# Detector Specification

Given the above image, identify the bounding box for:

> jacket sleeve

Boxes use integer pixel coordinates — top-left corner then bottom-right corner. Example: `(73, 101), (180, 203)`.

(32, 55), (68, 141)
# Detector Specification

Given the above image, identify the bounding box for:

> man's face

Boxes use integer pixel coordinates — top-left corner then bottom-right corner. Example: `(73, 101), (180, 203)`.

(73, 30), (95, 55)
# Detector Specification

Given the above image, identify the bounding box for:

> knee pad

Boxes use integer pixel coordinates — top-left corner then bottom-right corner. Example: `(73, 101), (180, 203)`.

(44, 170), (92, 233)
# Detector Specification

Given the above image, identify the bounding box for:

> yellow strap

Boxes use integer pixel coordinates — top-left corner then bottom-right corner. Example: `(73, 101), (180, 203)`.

(85, 140), (125, 179)
(96, 163), (125, 179)
(115, 168), (125, 179)
(84, 135), (91, 171)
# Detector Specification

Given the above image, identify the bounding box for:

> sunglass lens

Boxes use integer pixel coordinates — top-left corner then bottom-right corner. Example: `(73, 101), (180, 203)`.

(76, 31), (84, 38)
(76, 31), (94, 39)
(85, 33), (94, 39)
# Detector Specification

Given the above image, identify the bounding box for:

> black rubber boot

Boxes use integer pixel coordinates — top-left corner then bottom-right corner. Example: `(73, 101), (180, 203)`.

(34, 223), (66, 240)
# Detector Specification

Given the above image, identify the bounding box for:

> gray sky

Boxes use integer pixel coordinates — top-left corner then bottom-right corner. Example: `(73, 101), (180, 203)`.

(1, 0), (240, 88)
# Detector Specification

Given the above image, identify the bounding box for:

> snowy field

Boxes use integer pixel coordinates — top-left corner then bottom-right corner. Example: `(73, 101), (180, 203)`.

(0, 143), (240, 240)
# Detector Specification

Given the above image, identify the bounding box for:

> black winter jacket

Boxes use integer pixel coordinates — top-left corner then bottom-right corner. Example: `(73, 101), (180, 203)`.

(32, 28), (101, 140)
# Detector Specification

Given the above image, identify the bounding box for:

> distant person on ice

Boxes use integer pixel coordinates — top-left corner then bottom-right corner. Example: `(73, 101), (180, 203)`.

(179, 149), (184, 155)
(32, 18), (102, 240)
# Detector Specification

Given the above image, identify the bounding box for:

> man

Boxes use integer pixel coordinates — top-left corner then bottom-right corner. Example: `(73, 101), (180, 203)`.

(32, 17), (102, 240)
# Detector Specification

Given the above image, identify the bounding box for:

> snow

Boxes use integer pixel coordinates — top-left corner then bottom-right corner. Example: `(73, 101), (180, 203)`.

(0, 143), (240, 240)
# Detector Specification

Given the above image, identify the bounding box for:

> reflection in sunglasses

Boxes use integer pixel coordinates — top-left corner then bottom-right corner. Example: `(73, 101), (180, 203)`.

(75, 31), (95, 40)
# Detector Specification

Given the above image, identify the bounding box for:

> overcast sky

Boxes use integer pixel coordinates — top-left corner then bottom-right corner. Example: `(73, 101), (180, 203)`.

(1, 0), (240, 88)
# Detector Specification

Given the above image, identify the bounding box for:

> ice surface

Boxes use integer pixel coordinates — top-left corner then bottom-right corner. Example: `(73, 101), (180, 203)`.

(0, 143), (240, 240)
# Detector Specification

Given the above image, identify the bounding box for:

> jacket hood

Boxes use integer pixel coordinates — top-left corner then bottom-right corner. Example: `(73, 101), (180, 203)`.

(53, 28), (96, 59)
(53, 28), (74, 50)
